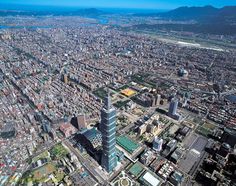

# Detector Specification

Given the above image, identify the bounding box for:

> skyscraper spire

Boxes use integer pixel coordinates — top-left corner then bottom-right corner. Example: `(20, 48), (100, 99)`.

(104, 88), (111, 110)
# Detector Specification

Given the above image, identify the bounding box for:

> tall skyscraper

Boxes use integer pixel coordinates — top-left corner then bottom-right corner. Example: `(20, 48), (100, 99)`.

(168, 98), (181, 120)
(101, 90), (117, 173)
(168, 98), (178, 116)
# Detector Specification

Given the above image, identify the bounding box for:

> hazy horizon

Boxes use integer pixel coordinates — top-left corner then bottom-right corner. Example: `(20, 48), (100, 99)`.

(0, 4), (169, 13)
(0, 0), (235, 10)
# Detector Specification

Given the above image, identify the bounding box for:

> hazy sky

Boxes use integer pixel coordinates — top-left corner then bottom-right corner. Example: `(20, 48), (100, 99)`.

(0, 0), (236, 9)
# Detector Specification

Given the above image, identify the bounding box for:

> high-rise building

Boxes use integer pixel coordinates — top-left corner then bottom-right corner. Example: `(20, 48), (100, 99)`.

(155, 94), (161, 106)
(101, 90), (117, 173)
(42, 121), (51, 133)
(59, 123), (77, 138)
(168, 98), (181, 120)
(136, 92), (160, 107)
(63, 74), (68, 84)
(76, 114), (87, 130)
(168, 98), (178, 116)
(61, 68), (69, 84)
(153, 137), (163, 152)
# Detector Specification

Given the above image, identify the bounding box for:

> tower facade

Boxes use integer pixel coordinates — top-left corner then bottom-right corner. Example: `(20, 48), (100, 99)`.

(42, 120), (51, 133)
(101, 91), (117, 173)
(168, 98), (178, 116)
(153, 136), (163, 152)
(168, 98), (181, 120)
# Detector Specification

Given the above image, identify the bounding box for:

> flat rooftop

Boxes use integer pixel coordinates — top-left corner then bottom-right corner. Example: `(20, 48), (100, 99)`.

(140, 171), (162, 186)
(128, 162), (144, 177)
(117, 135), (140, 154)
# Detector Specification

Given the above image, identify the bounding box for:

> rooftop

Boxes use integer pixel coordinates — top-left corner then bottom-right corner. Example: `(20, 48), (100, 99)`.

(128, 162), (144, 177)
(121, 88), (136, 97)
(82, 128), (102, 141)
(117, 135), (139, 154)
(140, 171), (161, 186)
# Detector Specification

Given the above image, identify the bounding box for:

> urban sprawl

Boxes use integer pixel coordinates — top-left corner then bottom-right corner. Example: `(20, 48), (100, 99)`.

(0, 16), (236, 186)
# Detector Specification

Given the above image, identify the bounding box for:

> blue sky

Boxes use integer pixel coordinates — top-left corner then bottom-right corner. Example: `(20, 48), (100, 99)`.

(0, 0), (236, 9)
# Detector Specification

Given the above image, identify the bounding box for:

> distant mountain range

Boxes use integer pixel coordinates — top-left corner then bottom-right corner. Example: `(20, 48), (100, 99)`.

(135, 5), (236, 24)
(130, 6), (236, 35)
(0, 6), (236, 35)
(0, 5), (235, 24)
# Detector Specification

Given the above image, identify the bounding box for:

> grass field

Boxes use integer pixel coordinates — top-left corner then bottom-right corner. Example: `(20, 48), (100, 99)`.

(114, 100), (130, 108)
(196, 122), (217, 137)
(93, 87), (115, 99)
(93, 88), (107, 99)
(32, 163), (56, 182)
(50, 143), (68, 159)
(197, 126), (213, 137)
(32, 151), (50, 163)
(22, 163), (65, 184)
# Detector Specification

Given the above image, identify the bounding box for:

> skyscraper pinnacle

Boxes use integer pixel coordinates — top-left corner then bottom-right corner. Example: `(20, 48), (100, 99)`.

(104, 88), (111, 110)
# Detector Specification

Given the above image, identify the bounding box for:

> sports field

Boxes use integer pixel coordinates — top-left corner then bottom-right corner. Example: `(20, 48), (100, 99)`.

(33, 163), (56, 181)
